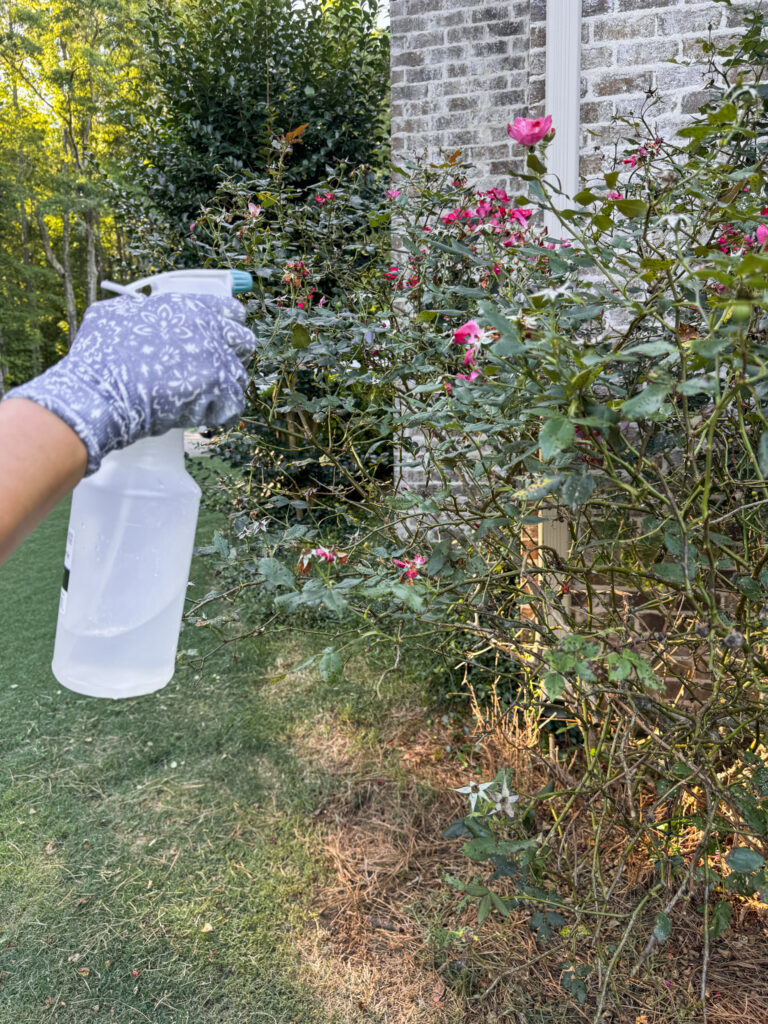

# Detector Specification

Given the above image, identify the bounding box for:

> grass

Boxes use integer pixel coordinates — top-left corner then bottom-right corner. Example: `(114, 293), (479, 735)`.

(0, 463), (412, 1024)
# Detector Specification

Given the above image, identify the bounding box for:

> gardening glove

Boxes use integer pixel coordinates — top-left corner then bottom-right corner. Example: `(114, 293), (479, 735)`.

(3, 291), (256, 476)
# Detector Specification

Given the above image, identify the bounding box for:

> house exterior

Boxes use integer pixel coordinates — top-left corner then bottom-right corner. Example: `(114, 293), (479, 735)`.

(389, 0), (748, 529)
(390, 0), (747, 195)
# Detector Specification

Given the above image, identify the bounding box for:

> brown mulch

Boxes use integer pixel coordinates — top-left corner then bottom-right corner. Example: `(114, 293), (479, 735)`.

(290, 707), (768, 1024)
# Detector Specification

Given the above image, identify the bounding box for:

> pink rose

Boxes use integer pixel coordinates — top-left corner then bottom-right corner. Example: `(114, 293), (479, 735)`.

(507, 115), (552, 146)
(452, 320), (483, 346)
(757, 225), (768, 246)
(606, 190), (624, 200)
(386, 189), (402, 200)
(509, 207), (532, 227)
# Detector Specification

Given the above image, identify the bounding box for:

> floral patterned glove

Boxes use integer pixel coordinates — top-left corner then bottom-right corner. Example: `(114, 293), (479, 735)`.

(3, 291), (256, 475)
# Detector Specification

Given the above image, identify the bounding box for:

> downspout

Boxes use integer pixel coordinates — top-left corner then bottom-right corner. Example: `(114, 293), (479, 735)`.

(539, 0), (582, 561)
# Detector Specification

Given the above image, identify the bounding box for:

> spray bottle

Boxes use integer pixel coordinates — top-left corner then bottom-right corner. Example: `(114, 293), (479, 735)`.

(51, 269), (252, 700)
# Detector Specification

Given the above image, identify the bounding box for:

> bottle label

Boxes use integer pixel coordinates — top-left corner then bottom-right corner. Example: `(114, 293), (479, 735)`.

(59, 529), (74, 617)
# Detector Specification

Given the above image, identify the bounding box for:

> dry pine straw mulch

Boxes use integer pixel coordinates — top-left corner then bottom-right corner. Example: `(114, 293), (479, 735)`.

(290, 707), (768, 1024)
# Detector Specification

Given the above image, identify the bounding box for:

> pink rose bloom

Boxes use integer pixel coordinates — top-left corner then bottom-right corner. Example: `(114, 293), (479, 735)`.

(606, 190), (624, 200)
(189, 222), (196, 233)
(757, 225), (768, 246)
(248, 202), (262, 217)
(463, 346), (477, 367)
(509, 207), (532, 227)
(475, 200), (492, 218)
(456, 370), (482, 383)
(453, 320), (483, 346)
(507, 115), (552, 146)
(313, 548), (335, 562)
(488, 187), (509, 203)
(386, 189), (402, 200)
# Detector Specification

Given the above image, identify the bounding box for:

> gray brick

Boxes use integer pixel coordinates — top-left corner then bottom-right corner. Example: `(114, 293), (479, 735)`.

(616, 38), (680, 65)
(426, 44), (467, 61)
(486, 74), (511, 90)
(530, 0), (546, 22)
(470, 5), (508, 22)
(618, 0), (674, 9)
(447, 94), (479, 111)
(529, 77), (545, 106)
(407, 65), (445, 82)
(580, 152), (606, 176)
(593, 12), (656, 39)
(471, 39), (510, 56)
(446, 22), (485, 41)
(529, 47), (546, 75)
(581, 98), (615, 123)
(492, 87), (526, 105)
(410, 29), (445, 48)
(530, 23), (545, 48)
(391, 82), (429, 101)
(653, 64), (704, 92)
(592, 70), (654, 96)
(680, 87), (714, 113)
(392, 50), (426, 67)
(489, 158), (518, 175)
(488, 19), (526, 37)
(657, 8), (717, 35)
(581, 45), (615, 70)
(443, 9), (470, 25)
(583, 0), (616, 14)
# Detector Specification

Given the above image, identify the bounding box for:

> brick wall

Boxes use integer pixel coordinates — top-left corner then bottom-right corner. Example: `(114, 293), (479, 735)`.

(390, 0), (532, 183)
(530, 0), (747, 178)
(392, 0), (749, 185)
(390, 0), (748, 494)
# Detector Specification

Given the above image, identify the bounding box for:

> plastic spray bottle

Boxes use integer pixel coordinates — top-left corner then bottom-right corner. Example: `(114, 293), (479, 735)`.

(51, 269), (253, 700)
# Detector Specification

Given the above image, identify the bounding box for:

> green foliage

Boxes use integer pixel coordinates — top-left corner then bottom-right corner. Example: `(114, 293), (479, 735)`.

(0, 0), (140, 379)
(116, 0), (389, 264)
(191, 8), (768, 1010)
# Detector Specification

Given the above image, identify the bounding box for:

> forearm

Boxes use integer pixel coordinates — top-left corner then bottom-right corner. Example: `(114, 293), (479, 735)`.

(0, 398), (87, 565)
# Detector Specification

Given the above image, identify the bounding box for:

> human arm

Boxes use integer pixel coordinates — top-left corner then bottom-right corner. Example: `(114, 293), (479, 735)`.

(0, 291), (256, 567)
(0, 398), (88, 565)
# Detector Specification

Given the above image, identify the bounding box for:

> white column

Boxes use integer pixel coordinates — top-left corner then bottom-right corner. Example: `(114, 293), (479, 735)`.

(540, 1), (582, 561)
(544, 0), (582, 235)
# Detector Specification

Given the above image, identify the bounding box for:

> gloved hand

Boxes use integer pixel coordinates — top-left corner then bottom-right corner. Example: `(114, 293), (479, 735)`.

(3, 291), (256, 475)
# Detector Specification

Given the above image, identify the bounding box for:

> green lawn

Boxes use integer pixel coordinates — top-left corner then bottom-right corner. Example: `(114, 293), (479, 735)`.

(0, 471), (399, 1023)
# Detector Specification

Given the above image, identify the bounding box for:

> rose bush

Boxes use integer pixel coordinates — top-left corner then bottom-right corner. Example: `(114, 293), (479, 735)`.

(188, 7), (768, 1014)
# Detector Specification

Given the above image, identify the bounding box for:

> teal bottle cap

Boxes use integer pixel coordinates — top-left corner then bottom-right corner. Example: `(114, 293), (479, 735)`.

(229, 270), (253, 295)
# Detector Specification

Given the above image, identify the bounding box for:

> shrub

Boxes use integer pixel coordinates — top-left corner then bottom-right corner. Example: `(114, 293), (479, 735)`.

(192, 8), (768, 1012)
(114, 0), (389, 267)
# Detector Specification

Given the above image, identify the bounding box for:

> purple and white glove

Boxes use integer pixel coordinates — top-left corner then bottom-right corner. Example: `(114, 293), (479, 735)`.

(3, 291), (256, 475)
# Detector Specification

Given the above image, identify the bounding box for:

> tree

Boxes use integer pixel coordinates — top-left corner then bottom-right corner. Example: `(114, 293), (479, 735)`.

(0, 0), (140, 362)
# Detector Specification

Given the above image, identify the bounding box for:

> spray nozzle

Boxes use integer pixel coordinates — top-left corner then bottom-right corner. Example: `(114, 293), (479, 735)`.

(101, 269), (254, 299)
